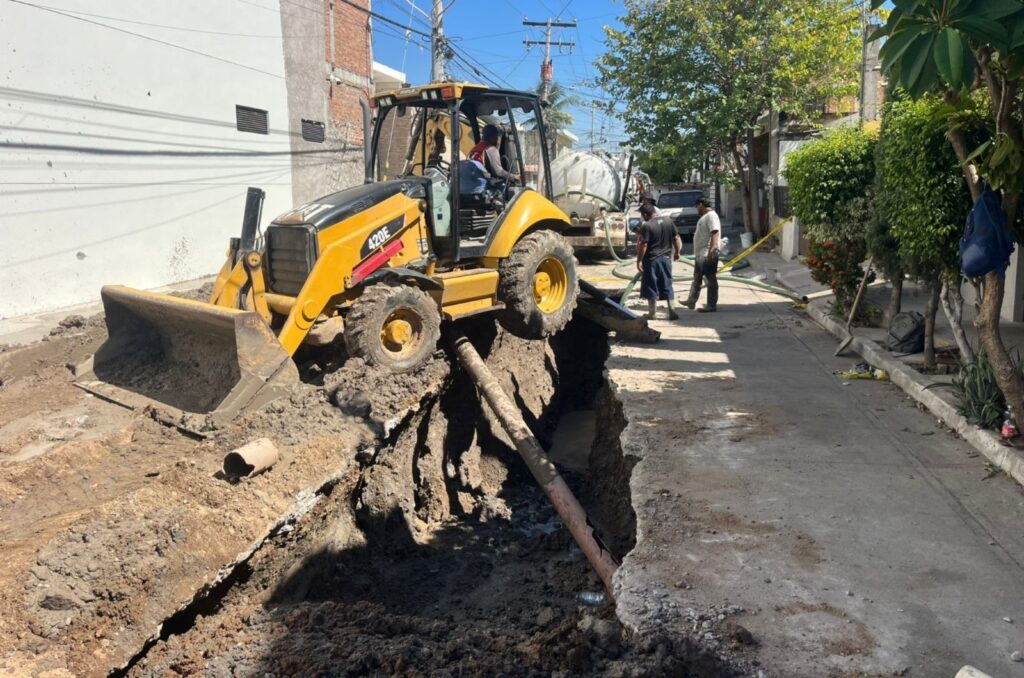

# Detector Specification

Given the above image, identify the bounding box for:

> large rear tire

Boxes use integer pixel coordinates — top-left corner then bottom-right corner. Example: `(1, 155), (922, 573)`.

(497, 229), (579, 339)
(344, 283), (440, 372)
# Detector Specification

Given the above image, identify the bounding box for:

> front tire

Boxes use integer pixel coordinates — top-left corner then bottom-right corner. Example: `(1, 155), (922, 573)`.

(497, 230), (579, 339)
(344, 283), (440, 372)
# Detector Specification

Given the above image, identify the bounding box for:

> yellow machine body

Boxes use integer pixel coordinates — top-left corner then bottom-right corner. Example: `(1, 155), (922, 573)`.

(76, 81), (572, 429)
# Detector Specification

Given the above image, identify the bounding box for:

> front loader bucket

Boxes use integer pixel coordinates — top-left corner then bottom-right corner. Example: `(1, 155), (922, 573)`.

(75, 285), (299, 432)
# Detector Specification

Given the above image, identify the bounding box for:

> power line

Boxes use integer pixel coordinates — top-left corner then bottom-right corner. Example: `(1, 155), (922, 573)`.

(7, 3), (315, 37)
(523, 17), (577, 102)
(452, 28), (530, 42)
(7, 0), (286, 79)
(448, 52), (505, 88)
(386, 0), (431, 27)
(498, 0), (526, 15)
(335, 0), (432, 39)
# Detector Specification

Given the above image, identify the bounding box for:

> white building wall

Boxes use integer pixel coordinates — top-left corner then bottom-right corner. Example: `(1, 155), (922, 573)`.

(0, 1), (297, 318)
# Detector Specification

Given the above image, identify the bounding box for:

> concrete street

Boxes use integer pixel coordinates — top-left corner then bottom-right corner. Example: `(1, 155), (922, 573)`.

(587, 260), (1024, 676)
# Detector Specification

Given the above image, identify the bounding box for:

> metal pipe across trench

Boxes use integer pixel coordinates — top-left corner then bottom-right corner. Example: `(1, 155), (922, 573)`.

(451, 332), (619, 596)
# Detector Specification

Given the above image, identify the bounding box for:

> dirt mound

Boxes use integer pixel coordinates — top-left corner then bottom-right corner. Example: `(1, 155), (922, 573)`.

(324, 353), (451, 435)
(0, 283), (459, 676)
(170, 281), (216, 302)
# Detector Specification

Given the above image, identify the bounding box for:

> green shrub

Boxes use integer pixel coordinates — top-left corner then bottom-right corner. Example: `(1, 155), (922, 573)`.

(784, 126), (878, 242)
(876, 94), (971, 278)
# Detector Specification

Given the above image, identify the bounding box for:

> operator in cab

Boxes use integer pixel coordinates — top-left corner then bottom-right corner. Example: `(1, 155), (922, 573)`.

(469, 124), (519, 183)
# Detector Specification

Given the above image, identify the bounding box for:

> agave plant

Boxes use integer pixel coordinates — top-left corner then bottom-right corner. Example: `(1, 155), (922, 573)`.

(951, 351), (1023, 429)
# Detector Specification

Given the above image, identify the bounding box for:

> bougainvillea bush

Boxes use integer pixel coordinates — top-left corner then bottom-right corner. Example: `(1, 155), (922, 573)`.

(805, 239), (872, 316)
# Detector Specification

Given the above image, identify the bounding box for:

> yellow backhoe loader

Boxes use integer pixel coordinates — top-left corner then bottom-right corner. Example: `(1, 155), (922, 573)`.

(75, 83), (580, 430)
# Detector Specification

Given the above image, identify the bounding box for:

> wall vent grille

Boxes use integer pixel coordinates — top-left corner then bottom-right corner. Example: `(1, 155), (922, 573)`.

(236, 105), (268, 134)
(301, 119), (326, 143)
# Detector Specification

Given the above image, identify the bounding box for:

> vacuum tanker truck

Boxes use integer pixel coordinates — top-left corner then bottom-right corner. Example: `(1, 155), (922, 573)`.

(550, 150), (651, 257)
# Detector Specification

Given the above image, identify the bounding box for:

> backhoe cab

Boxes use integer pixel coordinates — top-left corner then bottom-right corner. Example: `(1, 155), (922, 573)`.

(76, 83), (578, 429)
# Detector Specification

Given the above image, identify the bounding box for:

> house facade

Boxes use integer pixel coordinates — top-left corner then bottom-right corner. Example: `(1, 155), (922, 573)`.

(0, 0), (371, 318)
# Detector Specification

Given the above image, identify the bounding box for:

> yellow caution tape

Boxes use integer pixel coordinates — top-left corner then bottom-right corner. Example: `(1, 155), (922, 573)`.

(834, 368), (890, 381)
(717, 216), (794, 274)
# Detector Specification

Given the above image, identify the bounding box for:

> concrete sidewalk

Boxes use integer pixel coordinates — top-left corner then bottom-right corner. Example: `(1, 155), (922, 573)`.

(585, 259), (1024, 676)
(751, 251), (1024, 357)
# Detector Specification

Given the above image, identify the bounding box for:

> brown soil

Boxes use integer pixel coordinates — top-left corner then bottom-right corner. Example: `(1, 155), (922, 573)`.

(127, 318), (734, 677)
(0, 300), (738, 676)
(0, 307), (439, 677)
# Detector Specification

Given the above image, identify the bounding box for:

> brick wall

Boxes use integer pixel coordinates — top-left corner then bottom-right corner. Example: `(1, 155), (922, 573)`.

(325, 0), (372, 145)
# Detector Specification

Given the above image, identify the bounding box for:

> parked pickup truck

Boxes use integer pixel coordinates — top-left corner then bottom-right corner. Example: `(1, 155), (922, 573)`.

(656, 189), (705, 240)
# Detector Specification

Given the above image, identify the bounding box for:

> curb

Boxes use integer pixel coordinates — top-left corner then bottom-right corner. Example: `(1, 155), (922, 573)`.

(805, 301), (1024, 488)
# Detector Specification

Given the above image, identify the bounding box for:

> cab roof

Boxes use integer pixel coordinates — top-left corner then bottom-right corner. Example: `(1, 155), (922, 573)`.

(374, 81), (541, 104)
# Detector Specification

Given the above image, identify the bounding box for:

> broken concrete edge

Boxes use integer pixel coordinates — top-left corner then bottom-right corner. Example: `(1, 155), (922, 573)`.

(111, 455), (363, 675)
(113, 367), (453, 673)
(804, 301), (1024, 488)
(600, 369), (642, 633)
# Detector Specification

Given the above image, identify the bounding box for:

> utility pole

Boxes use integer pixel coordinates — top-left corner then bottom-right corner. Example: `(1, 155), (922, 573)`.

(859, 0), (869, 121)
(590, 102), (596, 151)
(523, 18), (576, 103)
(431, 0), (445, 82)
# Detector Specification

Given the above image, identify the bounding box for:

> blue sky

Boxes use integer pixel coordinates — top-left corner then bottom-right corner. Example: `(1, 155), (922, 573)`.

(370, 0), (629, 151)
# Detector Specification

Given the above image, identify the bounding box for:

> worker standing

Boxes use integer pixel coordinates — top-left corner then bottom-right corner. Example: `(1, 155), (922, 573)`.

(682, 197), (720, 313)
(639, 191), (661, 216)
(636, 203), (681, 320)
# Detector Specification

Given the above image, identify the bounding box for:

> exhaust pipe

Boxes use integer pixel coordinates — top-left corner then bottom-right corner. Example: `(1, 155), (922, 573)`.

(619, 154), (634, 211)
(240, 187), (265, 251)
(360, 98), (373, 184)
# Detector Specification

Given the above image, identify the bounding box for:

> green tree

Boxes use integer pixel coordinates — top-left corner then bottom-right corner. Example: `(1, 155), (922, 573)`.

(877, 94), (974, 367)
(865, 203), (905, 327)
(872, 0), (1024, 415)
(597, 0), (861, 234)
(525, 81), (577, 158)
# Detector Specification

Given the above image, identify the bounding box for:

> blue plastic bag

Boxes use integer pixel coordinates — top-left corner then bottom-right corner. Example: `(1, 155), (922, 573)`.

(961, 186), (1014, 279)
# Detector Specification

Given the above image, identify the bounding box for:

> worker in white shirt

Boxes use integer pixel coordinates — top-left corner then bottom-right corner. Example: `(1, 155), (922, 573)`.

(681, 197), (720, 313)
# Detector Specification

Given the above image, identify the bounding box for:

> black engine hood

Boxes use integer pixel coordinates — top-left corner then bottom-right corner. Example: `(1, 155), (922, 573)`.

(272, 178), (429, 231)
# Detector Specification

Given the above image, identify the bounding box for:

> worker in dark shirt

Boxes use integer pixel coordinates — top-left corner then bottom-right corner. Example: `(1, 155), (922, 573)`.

(636, 203), (681, 320)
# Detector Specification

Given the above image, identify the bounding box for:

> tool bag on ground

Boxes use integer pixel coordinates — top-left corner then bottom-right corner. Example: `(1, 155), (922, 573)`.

(961, 185), (1014, 279)
(884, 311), (925, 354)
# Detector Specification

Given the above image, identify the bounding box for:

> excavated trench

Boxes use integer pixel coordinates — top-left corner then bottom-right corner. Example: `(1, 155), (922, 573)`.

(114, 317), (732, 677)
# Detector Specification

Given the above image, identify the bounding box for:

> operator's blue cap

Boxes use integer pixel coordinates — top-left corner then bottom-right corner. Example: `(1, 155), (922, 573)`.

(483, 124), (500, 142)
